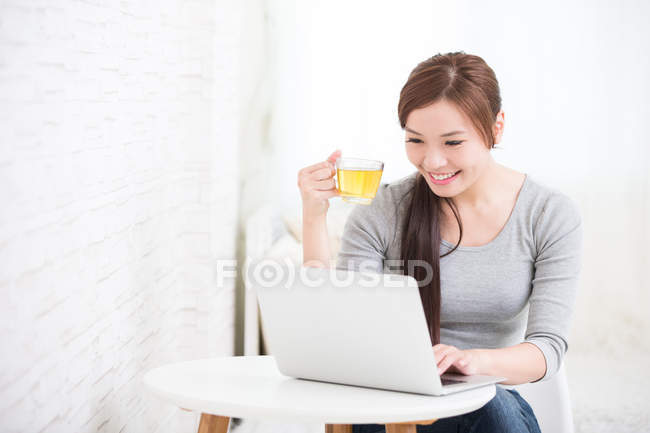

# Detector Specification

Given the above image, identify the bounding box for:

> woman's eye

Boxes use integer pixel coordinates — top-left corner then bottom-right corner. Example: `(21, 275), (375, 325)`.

(406, 138), (423, 143)
(446, 140), (463, 146)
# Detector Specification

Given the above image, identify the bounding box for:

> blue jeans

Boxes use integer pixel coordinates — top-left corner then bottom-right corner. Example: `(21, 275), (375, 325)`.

(352, 387), (541, 433)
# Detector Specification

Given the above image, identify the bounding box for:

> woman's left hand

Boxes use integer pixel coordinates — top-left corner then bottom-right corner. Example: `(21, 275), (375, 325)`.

(433, 344), (481, 376)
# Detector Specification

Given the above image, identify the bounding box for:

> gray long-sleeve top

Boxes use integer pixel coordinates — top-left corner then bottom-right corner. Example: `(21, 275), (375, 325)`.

(336, 172), (583, 381)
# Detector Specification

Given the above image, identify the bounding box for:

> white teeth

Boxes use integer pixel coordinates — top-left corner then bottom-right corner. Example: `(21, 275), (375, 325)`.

(431, 172), (455, 180)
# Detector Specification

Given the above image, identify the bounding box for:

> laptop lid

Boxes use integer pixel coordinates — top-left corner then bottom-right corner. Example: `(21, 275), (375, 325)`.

(251, 263), (443, 395)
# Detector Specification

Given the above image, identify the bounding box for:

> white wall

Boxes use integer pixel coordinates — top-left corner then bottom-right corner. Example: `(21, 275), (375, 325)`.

(0, 1), (240, 432)
(234, 0), (273, 357)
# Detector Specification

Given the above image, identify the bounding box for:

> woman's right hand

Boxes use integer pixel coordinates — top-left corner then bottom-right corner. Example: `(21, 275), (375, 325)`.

(297, 150), (341, 222)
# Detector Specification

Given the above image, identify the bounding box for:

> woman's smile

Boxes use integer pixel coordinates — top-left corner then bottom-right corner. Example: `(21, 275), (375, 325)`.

(428, 170), (461, 185)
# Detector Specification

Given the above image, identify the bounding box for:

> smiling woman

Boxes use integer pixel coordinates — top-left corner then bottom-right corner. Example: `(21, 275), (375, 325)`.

(297, 51), (583, 433)
(396, 53), (516, 348)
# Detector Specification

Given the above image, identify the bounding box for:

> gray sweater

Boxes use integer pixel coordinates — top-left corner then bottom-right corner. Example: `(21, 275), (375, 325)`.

(336, 172), (583, 381)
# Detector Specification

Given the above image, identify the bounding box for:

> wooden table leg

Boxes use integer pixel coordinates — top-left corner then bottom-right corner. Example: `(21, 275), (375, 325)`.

(385, 425), (416, 433)
(198, 414), (230, 433)
(325, 424), (353, 433)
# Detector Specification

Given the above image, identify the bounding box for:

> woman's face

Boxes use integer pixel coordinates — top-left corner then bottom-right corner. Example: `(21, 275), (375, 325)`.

(404, 99), (503, 199)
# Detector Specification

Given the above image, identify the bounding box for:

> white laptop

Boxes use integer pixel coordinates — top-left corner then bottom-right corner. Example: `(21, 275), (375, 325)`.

(251, 263), (505, 396)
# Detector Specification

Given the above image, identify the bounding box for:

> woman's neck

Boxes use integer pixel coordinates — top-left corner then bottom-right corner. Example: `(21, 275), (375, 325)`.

(452, 159), (517, 212)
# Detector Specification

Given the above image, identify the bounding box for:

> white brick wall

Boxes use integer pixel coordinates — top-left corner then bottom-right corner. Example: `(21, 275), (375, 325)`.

(0, 1), (241, 432)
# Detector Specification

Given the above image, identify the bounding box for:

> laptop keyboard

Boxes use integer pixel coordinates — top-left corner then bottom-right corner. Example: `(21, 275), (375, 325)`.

(441, 377), (466, 386)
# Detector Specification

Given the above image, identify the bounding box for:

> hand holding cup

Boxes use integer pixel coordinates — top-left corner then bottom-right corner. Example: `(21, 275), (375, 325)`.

(297, 150), (341, 221)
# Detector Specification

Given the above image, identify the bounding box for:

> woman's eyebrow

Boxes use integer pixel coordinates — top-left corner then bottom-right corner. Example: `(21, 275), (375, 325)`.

(405, 126), (466, 137)
(440, 130), (466, 137)
(405, 126), (423, 136)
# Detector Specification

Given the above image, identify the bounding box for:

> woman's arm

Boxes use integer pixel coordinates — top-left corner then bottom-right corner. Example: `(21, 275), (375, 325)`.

(524, 192), (582, 380)
(434, 342), (546, 385)
(472, 343), (546, 385)
(297, 151), (341, 267)
(433, 342), (546, 385)
(302, 214), (331, 267)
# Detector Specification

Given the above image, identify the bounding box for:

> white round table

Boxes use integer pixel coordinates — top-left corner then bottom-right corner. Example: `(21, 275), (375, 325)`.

(143, 356), (495, 433)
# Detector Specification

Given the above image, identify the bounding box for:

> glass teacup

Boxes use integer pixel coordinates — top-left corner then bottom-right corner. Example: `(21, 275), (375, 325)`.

(335, 157), (384, 205)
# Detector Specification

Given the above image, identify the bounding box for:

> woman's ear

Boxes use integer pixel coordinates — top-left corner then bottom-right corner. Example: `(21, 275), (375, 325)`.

(492, 110), (505, 146)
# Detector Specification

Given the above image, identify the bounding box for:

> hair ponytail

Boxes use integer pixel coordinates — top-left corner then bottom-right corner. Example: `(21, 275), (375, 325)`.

(397, 51), (500, 345)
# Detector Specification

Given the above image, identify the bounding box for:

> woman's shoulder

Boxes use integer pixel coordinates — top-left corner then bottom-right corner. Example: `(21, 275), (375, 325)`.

(369, 171), (417, 213)
(345, 172), (417, 226)
(520, 175), (582, 235)
(377, 171), (418, 203)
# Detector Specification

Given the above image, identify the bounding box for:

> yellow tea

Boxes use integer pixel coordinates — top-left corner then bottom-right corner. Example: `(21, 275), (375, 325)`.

(336, 168), (383, 205)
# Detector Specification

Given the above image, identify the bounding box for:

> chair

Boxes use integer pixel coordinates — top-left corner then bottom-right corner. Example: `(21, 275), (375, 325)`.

(510, 364), (574, 433)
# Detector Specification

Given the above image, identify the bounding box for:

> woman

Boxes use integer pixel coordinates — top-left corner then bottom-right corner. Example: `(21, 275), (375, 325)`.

(297, 52), (582, 433)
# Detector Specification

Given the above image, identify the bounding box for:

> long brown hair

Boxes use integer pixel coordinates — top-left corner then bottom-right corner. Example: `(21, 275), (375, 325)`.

(397, 52), (502, 345)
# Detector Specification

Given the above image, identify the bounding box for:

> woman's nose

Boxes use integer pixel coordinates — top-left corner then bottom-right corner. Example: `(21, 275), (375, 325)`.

(423, 150), (447, 170)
